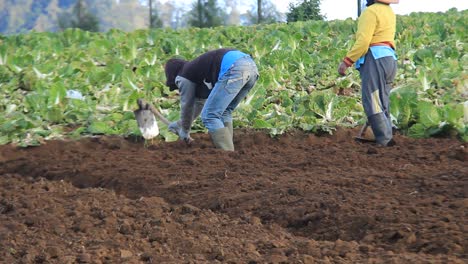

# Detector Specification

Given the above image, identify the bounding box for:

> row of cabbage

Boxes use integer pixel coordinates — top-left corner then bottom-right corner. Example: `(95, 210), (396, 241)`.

(0, 9), (466, 146)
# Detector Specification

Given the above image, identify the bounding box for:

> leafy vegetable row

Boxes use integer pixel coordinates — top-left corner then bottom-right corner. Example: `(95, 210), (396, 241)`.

(0, 9), (466, 146)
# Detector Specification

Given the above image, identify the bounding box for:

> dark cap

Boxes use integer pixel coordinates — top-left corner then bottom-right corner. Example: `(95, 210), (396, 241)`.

(164, 58), (187, 91)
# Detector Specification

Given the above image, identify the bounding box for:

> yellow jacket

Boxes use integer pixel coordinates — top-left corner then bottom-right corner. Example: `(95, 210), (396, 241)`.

(344, 3), (396, 66)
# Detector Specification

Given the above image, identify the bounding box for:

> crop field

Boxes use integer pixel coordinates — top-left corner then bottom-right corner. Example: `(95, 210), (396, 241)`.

(0, 9), (467, 263)
(0, 130), (467, 263)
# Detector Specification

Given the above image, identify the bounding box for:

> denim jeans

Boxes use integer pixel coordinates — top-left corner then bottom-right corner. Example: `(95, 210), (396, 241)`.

(201, 56), (258, 132)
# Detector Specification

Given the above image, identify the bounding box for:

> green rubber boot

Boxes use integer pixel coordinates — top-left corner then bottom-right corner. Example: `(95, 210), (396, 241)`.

(210, 127), (234, 151)
(224, 122), (233, 142)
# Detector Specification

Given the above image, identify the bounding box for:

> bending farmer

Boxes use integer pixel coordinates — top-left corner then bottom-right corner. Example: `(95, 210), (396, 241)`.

(338, 0), (399, 146)
(164, 48), (259, 151)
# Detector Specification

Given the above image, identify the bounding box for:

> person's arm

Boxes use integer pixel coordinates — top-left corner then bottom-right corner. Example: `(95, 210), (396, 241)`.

(192, 98), (206, 121)
(168, 76), (197, 141)
(175, 76), (197, 133)
(338, 9), (377, 75)
(345, 10), (377, 65)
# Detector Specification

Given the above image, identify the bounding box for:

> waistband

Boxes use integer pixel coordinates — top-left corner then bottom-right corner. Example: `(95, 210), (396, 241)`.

(370, 41), (395, 49)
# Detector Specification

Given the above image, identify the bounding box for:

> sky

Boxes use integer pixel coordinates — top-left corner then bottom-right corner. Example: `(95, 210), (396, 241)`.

(160, 0), (468, 20)
(276, 0), (468, 20)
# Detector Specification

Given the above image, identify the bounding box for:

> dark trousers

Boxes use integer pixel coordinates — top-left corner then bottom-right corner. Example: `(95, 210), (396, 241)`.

(359, 51), (397, 145)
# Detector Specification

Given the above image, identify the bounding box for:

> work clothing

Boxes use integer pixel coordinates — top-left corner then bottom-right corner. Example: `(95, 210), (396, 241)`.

(360, 52), (396, 117)
(210, 127), (234, 151)
(341, 1), (397, 146)
(176, 48), (234, 98)
(165, 49), (258, 150)
(165, 59), (187, 91)
(168, 96), (204, 142)
(360, 51), (397, 145)
(344, 3), (396, 66)
(224, 122), (233, 142)
(201, 56), (258, 132)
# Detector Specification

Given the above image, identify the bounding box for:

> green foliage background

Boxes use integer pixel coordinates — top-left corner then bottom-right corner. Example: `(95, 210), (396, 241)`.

(0, 9), (466, 146)
(0, 0), (150, 34)
(287, 0), (324, 22)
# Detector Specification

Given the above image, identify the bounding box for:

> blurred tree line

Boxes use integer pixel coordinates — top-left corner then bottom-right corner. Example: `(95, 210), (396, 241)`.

(0, 0), (323, 34)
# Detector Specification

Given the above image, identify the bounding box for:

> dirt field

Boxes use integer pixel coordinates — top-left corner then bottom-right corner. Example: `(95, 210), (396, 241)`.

(0, 128), (466, 263)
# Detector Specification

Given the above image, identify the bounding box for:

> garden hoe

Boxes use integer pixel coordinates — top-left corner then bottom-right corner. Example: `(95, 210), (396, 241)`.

(134, 98), (170, 140)
(354, 122), (376, 143)
(134, 99), (194, 145)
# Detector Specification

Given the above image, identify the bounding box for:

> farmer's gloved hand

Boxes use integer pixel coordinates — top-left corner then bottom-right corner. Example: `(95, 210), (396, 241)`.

(168, 121), (180, 135)
(338, 61), (350, 76)
(168, 121), (193, 144)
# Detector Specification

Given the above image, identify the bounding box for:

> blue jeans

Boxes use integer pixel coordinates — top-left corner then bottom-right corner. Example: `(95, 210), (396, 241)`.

(201, 56), (258, 132)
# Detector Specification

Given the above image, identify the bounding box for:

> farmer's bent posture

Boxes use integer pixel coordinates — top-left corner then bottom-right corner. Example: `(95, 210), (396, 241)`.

(338, 0), (398, 146)
(165, 49), (259, 151)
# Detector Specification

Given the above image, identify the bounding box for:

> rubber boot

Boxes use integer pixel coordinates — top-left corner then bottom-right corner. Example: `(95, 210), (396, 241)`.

(223, 122), (233, 142)
(368, 112), (393, 146)
(209, 127), (234, 151)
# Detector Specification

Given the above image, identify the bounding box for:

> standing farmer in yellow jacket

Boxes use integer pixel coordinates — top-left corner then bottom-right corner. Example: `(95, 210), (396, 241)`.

(338, 0), (399, 146)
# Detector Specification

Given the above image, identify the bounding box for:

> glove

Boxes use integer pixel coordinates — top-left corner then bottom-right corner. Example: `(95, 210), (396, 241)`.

(168, 121), (180, 135)
(168, 121), (193, 144)
(338, 61), (350, 76)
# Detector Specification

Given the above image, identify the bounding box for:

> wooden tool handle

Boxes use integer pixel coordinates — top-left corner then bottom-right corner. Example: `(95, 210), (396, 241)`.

(137, 99), (171, 126)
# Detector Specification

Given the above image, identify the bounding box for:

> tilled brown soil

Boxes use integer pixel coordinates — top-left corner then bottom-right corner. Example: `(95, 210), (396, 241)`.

(0, 128), (467, 263)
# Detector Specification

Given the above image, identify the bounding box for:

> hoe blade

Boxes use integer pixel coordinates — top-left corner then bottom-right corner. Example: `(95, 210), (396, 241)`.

(354, 137), (376, 143)
(134, 109), (159, 140)
(354, 123), (376, 143)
